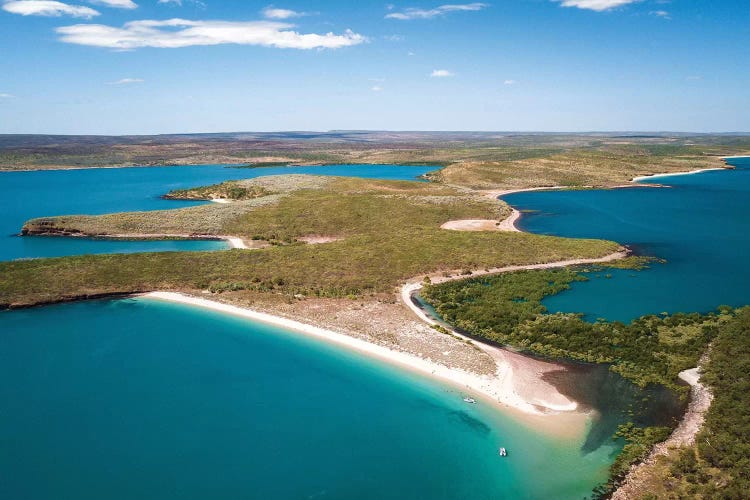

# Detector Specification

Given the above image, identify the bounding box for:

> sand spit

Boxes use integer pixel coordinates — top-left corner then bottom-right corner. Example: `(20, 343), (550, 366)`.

(400, 250), (629, 412)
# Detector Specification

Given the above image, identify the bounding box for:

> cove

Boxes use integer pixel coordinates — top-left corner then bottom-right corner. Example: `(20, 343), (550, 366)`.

(0, 164), (435, 262)
(502, 158), (750, 322)
(0, 298), (616, 499)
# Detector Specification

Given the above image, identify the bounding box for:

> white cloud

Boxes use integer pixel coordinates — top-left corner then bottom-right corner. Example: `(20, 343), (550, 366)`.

(107, 77), (144, 84)
(430, 69), (454, 77)
(504, 79), (517, 85)
(386, 2), (488, 20)
(56, 19), (367, 50)
(554, 0), (640, 12)
(2, 1), (100, 18)
(650, 10), (670, 19)
(261, 6), (306, 20)
(0, 93), (15, 98)
(371, 85), (383, 91)
(89, 0), (136, 8)
(686, 76), (702, 81)
(157, 0), (206, 7)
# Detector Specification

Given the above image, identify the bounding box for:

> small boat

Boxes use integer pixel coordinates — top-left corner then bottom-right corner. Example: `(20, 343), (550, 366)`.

(463, 397), (476, 404)
(498, 447), (508, 457)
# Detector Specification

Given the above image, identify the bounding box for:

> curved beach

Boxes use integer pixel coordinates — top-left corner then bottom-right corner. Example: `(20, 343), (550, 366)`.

(144, 245), (628, 438)
(145, 291), (592, 437)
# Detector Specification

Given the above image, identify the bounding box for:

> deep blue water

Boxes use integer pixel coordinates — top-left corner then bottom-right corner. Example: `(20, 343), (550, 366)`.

(0, 164), (434, 261)
(0, 299), (614, 499)
(503, 158), (750, 322)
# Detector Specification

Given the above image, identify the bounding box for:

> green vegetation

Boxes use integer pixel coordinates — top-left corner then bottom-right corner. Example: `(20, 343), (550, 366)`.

(588, 423), (675, 498)
(1, 176), (620, 308)
(421, 268), (721, 390)
(164, 181), (272, 201)
(611, 424), (674, 487)
(421, 270), (750, 498)
(619, 307), (750, 499)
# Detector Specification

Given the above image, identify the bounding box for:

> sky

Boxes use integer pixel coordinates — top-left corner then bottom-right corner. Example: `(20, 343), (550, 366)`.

(0, 0), (748, 134)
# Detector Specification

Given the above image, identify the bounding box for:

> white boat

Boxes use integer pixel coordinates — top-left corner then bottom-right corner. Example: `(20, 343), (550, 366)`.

(498, 447), (508, 457)
(463, 397), (476, 404)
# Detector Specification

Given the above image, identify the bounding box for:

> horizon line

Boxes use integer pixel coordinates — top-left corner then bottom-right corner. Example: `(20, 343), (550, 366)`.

(2, 130), (750, 137)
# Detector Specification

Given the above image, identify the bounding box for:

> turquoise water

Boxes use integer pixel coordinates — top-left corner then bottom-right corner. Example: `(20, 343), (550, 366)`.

(502, 158), (750, 322)
(0, 164), (434, 261)
(6, 160), (732, 498)
(0, 299), (615, 499)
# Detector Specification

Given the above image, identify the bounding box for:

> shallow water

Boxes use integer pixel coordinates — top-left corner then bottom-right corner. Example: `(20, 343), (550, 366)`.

(503, 158), (750, 322)
(0, 299), (616, 499)
(0, 164), (434, 261)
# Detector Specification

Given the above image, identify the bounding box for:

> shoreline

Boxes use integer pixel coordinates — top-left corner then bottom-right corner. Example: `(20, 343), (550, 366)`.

(488, 167), (724, 497)
(0, 161), (441, 173)
(0, 163), (251, 173)
(481, 186), (567, 231)
(631, 167), (729, 183)
(490, 165), (736, 231)
(496, 208), (522, 231)
(612, 360), (713, 499)
(143, 291), (591, 438)
(21, 232), (247, 250)
(399, 250), (628, 411)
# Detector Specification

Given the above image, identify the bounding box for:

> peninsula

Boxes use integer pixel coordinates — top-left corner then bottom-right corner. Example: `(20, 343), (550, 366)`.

(1, 133), (749, 498)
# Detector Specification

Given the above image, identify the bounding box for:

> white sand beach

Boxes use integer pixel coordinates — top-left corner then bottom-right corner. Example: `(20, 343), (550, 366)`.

(144, 248), (626, 438)
(144, 290), (592, 437)
(631, 167), (728, 183)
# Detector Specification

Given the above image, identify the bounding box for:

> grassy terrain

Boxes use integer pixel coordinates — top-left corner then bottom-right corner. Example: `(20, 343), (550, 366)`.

(22, 175), (334, 236)
(22, 197), (284, 236)
(433, 145), (734, 189)
(2, 176), (620, 307)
